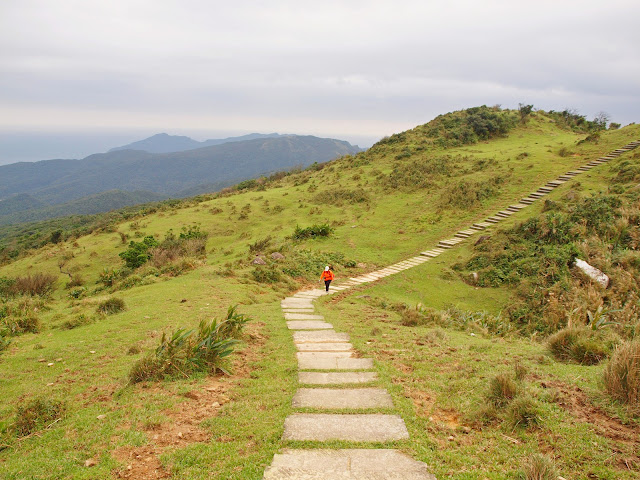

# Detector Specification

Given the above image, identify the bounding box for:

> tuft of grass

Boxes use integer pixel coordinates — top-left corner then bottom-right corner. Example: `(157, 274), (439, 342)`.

(603, 339), (640, 406)
(547, 327), (617, 365)
(487, 373), (518, 408)
(14, 397), (65, 437)
(129, 307), (250, 383)
(506, 395), (542, 429)
(517, 453), (558, 480)
(96, 297), (127, 315)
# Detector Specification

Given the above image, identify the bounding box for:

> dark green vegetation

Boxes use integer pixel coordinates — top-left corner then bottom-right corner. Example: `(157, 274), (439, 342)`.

(0, 134), (361, 225)
(0, 106), (639, 479)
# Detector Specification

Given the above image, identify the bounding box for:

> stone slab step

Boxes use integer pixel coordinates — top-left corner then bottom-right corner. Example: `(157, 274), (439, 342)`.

(285, 313), (325, 320)
(298, 371), (378, 385)
(420, 250), (441, 257)
(282, 308), (316, 313)
(263, 449), (436, 480)
(282, 414), (409, 441)
(293, 331), (350, 343)
(287, 321), (334, 330)
(299, 356), (374, 370)
(296, 342), (353, 352)
(292, 388), (394, 409)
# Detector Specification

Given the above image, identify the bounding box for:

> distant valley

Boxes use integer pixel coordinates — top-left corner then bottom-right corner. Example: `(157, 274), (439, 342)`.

(0, 133), (362, 225)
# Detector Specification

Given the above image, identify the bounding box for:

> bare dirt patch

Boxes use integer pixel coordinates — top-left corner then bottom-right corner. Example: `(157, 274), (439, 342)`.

(545, 380), (639, 446)
(111, 321), (267, 478)
(544, 380), (640, 473)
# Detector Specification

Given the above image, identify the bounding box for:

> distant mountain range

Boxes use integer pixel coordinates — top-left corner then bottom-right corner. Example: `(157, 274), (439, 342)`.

(108, 132), (282, 154)
(0, 134), (362, 226)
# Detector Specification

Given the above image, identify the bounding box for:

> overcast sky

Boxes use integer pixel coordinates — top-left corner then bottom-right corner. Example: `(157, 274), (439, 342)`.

(1, 0), (639, 162)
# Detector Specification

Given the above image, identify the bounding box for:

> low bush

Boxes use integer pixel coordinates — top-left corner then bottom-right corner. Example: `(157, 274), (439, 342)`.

(517, 454), (558, 480)
(14, 397), (65, 437)
(129, 307), (249, 383)
(0, 298), (43, 335)
(97, 297), (126, 315)
(11, 273), (57, 297)
(252, 266), (282, 284)
(0, 332), (11, 353)
(603, 340), (640, 406)
(547, 327), (617, 365)
(292, 224), (334, 240)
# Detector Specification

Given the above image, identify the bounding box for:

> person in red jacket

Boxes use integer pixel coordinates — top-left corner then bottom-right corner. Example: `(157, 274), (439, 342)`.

(320, 265), (335, 292)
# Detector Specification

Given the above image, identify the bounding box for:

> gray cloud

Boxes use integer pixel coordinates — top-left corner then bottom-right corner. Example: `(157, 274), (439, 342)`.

(0, 0), (638, 162)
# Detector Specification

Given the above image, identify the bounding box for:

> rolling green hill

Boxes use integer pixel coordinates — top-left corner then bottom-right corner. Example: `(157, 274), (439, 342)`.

(0, 106), (639, 479)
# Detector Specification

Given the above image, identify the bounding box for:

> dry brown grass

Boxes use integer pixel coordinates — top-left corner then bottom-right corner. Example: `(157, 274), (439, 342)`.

(603, 339), (640, 407)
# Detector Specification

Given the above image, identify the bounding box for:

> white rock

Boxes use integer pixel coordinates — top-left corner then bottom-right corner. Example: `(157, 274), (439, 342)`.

(574, 258), (609, 288)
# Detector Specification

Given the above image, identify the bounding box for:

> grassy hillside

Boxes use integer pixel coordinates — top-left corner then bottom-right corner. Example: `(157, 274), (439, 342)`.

(1, 107), (639, 479)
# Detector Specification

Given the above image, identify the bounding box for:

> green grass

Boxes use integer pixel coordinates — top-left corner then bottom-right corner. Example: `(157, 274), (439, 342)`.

(1, 110), (639, 478)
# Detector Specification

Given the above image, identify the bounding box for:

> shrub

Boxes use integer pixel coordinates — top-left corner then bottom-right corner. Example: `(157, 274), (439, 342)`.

(0, 332), (11, 353)
(603, 340), (640, 406)
(0, 298), (43, 335)
(66, 274), (84, 288)
(14, 397), (65, 437)
(252, 266), (282, 284)
(119, 236), (159, 269)
(547, 327), (616, 365)
(487, 373), (518, 408)
(292, 224), (334, 240)
(12, 273), (57, 297)
(99, 268), (122, 287)
(129, 310), (249, 383)
(517, 454), (558, 480)
(506, 396), (541, 429)
(59, 314), (92, 330)
(218, 305), (250, 338)
(97, 297), (126, 315)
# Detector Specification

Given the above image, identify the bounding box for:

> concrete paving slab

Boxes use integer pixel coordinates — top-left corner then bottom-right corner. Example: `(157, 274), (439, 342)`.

(292, 388), (394, 409)
(284, 313), (325, 320)
(293, 331), (350, 343)
(298, 356), (374, 370)
(287, 321), (333, 330)
(282, 308), (316, 313)
(296, 342), (353, 352)
(297, 351), (352, 360)
(263, 449), (436, 480)
(283, 414), (409, 441)
(298, 371), (378, 385)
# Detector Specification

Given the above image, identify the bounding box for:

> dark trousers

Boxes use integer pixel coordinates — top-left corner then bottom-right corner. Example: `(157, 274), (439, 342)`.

(324, 280), (331, 292)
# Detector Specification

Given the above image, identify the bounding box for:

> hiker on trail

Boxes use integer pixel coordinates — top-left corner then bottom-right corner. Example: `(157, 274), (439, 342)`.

(320, 265), (334, 292)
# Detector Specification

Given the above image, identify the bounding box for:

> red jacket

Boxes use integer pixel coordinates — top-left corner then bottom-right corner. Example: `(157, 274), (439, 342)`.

(321, 270), (334, 281)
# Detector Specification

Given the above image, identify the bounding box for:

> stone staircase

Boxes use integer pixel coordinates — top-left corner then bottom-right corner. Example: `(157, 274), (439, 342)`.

(263, 140), (639, 479)
(263, 288), (436, 479)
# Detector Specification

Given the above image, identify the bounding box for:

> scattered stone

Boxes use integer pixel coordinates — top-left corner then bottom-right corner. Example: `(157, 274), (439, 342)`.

(38, 358), (46, 363)
(252, 256), (267, 265)
(177, 432), (183, 438)
(470, 272), (479, 284)
(46, 383), (54, 386)
(89, 351), (96, 354)
(448, 435), (455, 441)
(47, 363), (54, 367)
(96, 414), (106, 420)
(55, 357), (62, 362)
(271, 252), (285, 260)
(84, 459), (97, 467)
